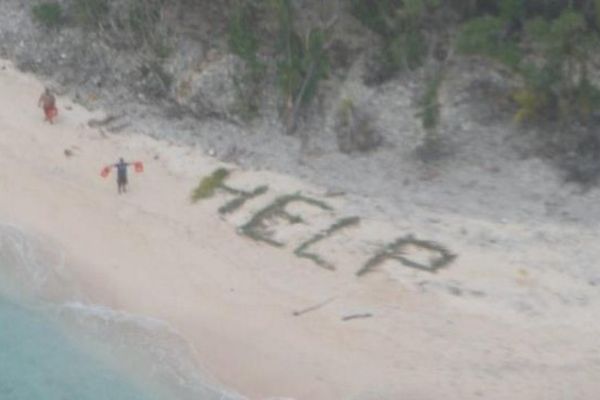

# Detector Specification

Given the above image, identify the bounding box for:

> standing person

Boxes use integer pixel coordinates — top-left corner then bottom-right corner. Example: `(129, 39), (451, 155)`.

(100, 159), (143, 194)
(38, 88), (57, 124)
(114, 158), (131, 194)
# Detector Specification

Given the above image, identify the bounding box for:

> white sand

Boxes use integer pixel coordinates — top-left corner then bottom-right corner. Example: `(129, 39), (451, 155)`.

(0, 60), (599, 400)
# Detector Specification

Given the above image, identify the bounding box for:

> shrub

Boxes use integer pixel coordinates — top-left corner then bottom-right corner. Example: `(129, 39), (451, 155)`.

(349, 0), (400, 37)
(125, 0), (171, 58)
(512, 87), (549, 123)
(418, 73), (442, 131)
(227, 2), (267, 120)
(297, 28), (330, 106)
(72, 0), (109, 28)
(387, 29), (427, 71)
(274, 0), (305, 103)
(127, 1), (161, 41)
(515, 10), (600, 124)
(272, 0), (331, 132)
(228, 2), (262, 75)
(457, 16), (522, 69)
(499, 0), (526, 21)
(352, 0), (441, 84)
(415, 71), (448, 162)
(335, 98), (381, 153)
(32, 2), (63, 29)
(571, 79), (600, 121)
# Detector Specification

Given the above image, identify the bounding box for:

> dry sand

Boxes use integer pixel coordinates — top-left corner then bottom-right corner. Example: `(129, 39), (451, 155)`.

(0, 59), (599, 400)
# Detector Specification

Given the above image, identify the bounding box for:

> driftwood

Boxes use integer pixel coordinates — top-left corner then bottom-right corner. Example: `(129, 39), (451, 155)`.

(292, 297), (336, 317)
(341, 313), (373, 321)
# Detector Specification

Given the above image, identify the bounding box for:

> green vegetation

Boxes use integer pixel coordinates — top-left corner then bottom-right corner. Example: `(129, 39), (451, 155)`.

(26, 0), (600, 182)
(338, 98), (354, 126)
(218, 185), (269, 215)
(32, 2), (63, 29)
(240, 194), (333, 247)
(457, 16), (521, 69)
(288, 28), (329, 108)
(126, 0), (171, 58)
(349, 0), (397, 37)
(348, 0), (600, 102)
(190, 167), (269, 214)
(272, 0), (331, 133)
(351, 0), (440, 83)
(335, 98), (381, 153)
(190, 168), (230, 203)
(294, 217), (360, 270)
(452, 2), (600, 124)
(128, 1), (160, 40)
(38, 0), (170, 58)
(71, 0), (109, 28)
(228, 1), (265, 120)
(515, 10), (600, 124)
(224, 0), (333, 129)
(228, 1), (263, 76)
(418, 72), (443, 132)
(356, 236), (456, 276)
(415, 70), (446, 162)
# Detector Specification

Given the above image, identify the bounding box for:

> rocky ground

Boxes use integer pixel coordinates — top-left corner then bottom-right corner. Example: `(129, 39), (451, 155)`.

(1, 0), (599, 229)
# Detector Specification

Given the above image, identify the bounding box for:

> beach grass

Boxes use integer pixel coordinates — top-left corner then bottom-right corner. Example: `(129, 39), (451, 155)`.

(240, 193), (333, 247)
(190, 168), (230, 203)
(294, 216), (360, 270)
(357, 235), (456, 276)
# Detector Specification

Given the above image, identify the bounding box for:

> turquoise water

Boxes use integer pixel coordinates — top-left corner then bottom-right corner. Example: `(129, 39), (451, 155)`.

(0, 224), (243, 400)
(0, 296), (164, 400)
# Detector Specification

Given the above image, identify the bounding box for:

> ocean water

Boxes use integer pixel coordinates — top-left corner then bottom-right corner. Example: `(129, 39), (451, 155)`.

(0, 296), (165, 400)
(0, 224), (244, 400)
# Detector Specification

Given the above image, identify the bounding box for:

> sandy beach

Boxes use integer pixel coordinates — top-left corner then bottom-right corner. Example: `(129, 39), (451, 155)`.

(1, 59), (599, 400)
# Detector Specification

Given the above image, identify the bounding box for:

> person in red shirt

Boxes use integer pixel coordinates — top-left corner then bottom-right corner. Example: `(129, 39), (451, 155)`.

(38, 88), (58, 124)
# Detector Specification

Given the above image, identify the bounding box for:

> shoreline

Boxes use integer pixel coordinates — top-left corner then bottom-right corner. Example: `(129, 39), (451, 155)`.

(0, 59), (400, 399)
(1, 60), (599, 400)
